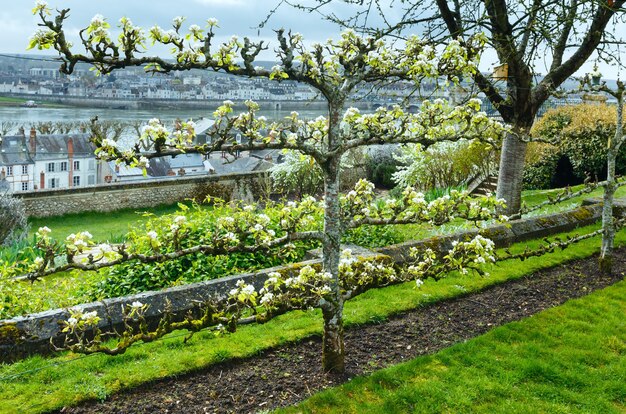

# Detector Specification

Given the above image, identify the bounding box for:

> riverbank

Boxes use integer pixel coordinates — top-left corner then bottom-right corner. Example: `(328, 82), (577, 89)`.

(0, 92), (339, 111)
(0, 96), (72, 109)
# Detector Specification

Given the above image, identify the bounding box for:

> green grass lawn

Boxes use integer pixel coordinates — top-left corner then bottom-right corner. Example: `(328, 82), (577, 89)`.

(0, 96), (74, 108)
(281, 278), (626, 414)
(520, 182), (626, 217)
(27, 203), (189, 243)
(0, 96), (29, 104)
(0, 223), (624, 413)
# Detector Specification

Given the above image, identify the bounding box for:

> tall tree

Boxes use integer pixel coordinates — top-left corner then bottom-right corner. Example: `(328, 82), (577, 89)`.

(27, 2), (505, 373)
(290, 0), (626, 214)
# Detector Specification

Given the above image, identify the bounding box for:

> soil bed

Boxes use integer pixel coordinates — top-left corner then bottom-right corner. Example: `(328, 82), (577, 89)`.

(56, 250), (626, 414)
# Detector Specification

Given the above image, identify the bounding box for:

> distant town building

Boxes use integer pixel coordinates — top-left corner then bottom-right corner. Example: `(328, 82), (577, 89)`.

(0, 129), (35, 193)
(0, 128), (99, 192)
(29, 129), (99, 190)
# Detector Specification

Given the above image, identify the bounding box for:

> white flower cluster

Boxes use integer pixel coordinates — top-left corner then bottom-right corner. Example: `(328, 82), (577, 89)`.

(62, 307), (101, 333)
(141, 118), (169, 143)
(89, 243), (121, 262)
(338, 250), (396, 287)
(169, 215), (187, 232)
(171, 120), (196, 147)
(229, 279), (258, 304)
(100, 138), (117, 150)
(65, 231), (93, 254)
(87, 14), (112, 45)
(408, 234), (496, 281)
(341, 179), (376, 216)
(125, 300), (147, 318)
(137, 156), (150, 169)
(36, 226), (52, 240)
(172, 16), (186, 28)
(145, 230), (161, 249)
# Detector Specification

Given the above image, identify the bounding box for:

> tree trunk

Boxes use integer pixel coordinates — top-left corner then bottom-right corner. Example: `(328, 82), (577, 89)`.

(600, 95), (624, 274)
(600, 171), (616, 274)
(320, 96), (346, 374)
(496, 128), (529, 215)
(320, 166), (345, 373)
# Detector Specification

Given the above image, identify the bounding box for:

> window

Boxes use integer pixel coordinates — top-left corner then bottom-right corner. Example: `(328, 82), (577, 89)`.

(73, 176), (80, 187)
(6, 166), (12, 176)
(21, 165), (28, 174)
(48, 178), (59, 189)
(87, 175), (95, 185)
(88, 160), (95, 171)
(60, 162), (68, 172)
(47, 162), (55, 172)
(21, 182), (28, 191)
(73, 160), (80, 171)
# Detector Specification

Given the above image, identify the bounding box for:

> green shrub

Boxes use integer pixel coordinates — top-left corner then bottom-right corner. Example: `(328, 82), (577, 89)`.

(523, 149), (561, 190)
(527, 103), (626, 189)
(342, 225), (402, 248)
(0, 193), (28, 246)
(369, 162), (398, 189)
(392, 141), (496, 191)
(363, 145), (401, 189)
(86, 203), (318, 300)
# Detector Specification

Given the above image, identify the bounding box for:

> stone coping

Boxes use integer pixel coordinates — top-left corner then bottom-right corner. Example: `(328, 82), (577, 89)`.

(0, 202), (603, 362)
(15, 170), (265, 199)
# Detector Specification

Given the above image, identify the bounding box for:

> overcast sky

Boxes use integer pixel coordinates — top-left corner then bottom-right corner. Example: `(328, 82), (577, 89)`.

(2, 0), (625, 80)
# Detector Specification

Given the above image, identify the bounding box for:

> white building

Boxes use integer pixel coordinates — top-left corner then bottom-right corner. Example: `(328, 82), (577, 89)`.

(0, 132), (35, 193)
(28, 130), (99, 190)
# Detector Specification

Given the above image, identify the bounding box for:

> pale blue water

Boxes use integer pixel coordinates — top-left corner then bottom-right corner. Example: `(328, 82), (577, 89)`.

(0, 106), (329, 128)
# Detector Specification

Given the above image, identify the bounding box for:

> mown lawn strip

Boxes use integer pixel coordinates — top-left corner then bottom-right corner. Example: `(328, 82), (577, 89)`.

(281, 273), (626, 413)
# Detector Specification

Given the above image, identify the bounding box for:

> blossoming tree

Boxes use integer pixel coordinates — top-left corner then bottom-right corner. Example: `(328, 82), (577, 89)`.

(577, 78), (626, 273)
(21, 2), (506, 373)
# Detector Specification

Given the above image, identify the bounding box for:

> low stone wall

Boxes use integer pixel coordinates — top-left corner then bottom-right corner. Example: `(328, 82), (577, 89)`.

(0, 202), (603, 362)
(0, 261), (315, 362)
(16, 171), (267, 218)
(376, 204), (602, 265)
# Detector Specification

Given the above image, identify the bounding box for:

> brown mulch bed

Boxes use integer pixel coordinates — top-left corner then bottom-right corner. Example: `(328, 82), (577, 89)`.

(57, 250), (626, 414)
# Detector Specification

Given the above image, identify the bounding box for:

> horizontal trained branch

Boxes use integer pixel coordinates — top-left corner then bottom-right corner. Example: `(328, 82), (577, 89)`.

(512, 177), (626, 220)
(2, 180), (505, 282)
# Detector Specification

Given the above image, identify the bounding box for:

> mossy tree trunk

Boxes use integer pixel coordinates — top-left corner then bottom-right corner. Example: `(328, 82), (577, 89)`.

(320, 99), (347, 373)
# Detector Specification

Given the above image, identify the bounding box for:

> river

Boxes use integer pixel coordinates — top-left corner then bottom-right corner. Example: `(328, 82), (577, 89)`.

(0, 105), (331, 129)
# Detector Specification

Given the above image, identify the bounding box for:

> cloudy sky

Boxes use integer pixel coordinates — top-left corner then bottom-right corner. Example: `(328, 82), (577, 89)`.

(2, 0), (625, 79)
(6, 0), (375, 58)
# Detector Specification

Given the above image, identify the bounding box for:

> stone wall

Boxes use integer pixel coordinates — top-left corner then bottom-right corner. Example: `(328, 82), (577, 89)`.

(16, 171), (269, 218)
(376, 204), (602, 265)
(0, 202), (604, 362)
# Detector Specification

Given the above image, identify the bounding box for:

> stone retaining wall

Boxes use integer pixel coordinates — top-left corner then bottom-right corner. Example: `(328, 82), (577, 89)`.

(16, 171), (267, 218)
(376, 204), (602, 265)
(0, 203), (603, 362)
